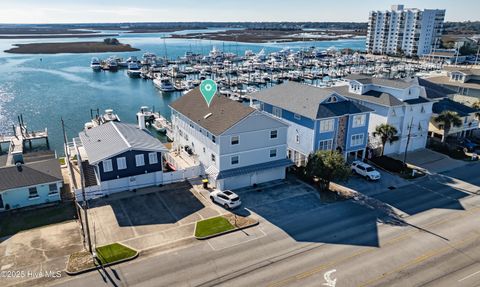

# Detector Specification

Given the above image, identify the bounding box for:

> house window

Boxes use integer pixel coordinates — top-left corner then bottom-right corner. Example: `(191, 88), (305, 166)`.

(212, 135), (216, 143)
(184, 133), (189, 141)
(421, 105), (425, 113)
(352, 114), (366, 128)
(103, 159), (113, 172)
(211, 154), (216, 162)
(295, 131), (300, 144)
(351, 134), (365, 146)
(272, 107), (282, 118)
(231, 136), (239, 145)
(231, 155), (239, 165)
(28, 187), (39, 198)
(48, 183), (58, 194)
(320, 119), (334, 132)
(203, 147), (206, 153)
(135, 154), (145, 167)
(294, 113), (301, 120)
(117, 157), (127, 170)
(270, 130), (278, 139)
(148, 152), (158, 164)
(270, 148), (277, 158)
(319, 139), (333, 150)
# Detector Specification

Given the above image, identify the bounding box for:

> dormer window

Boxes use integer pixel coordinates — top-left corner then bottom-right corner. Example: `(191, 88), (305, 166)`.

(326, 96), (338, 103)
(421, 106), (425, 113)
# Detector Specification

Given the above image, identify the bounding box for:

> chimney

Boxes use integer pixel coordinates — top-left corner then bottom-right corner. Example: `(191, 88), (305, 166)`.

(137, 112), (146, 130)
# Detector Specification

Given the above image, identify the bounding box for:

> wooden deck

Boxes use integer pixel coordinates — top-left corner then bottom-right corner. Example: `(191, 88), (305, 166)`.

(1, 125), (49, 166)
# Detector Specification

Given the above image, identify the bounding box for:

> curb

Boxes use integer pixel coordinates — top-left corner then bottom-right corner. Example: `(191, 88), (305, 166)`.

(66, 248), (139, 276)
(195, 220), (259, 240)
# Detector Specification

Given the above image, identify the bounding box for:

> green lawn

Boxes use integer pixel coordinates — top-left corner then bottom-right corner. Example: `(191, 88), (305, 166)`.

(95, 243), (137, 265)
(0, 202), (77, 237)
(195, 216), (235, 238)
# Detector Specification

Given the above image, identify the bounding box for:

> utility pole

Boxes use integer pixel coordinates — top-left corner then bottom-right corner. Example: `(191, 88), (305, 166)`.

(77, 149), (92, 253)
(403, 117), (414, 164)
(475, 45), (479, 66)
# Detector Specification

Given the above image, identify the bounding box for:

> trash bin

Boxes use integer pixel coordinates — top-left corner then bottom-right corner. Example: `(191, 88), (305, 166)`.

(202, 179), (209, 189)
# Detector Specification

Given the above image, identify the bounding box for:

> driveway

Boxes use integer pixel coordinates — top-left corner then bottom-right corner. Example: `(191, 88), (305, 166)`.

(344, 168), (410, 196)
(1, 220), (83, 287)
(86, 181), (223, 251)
(390, 148), (467, 173)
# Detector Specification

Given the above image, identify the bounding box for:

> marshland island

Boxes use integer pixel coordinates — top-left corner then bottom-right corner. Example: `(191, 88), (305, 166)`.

(4, 38), (140, 54)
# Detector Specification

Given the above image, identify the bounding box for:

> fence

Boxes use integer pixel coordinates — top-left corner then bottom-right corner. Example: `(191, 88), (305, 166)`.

(74, 165), (202, 202)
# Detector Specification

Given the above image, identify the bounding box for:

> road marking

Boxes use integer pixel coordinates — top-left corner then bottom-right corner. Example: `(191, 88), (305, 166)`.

(267, 205), (480, 287)
(208, 227), (267, 251)
(357, 232), (480, 287)
(458, 270), (480, 282)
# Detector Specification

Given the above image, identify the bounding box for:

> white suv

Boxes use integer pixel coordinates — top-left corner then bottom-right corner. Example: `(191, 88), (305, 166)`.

(210, 190), (242, 209)
(351, 161), (381, 181)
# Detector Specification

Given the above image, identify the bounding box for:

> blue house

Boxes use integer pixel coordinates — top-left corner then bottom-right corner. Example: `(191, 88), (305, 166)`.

(75, 121), (168, 194)
(252, 82), (373, 166)
(0, 151), (62, 211)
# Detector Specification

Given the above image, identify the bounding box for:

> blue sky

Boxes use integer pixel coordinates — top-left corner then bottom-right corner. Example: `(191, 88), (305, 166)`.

(0, 0), (478, 23)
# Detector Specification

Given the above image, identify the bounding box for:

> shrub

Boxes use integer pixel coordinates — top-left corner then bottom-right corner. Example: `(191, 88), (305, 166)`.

(370, 156), (407, 173)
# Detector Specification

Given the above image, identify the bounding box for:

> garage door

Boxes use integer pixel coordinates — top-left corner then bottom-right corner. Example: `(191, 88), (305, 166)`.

(223, 174), (251, 190)
(256, 167), (285, 184)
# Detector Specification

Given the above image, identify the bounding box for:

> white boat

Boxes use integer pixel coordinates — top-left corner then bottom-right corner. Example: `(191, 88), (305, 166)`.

(127, 62), (141, 78)
(153, 77), (175, 92)
(90, 57), (101, 71)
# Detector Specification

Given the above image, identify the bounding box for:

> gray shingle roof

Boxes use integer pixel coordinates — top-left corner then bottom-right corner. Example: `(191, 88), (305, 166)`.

(251, 82), (372, 119)
(79, 122), (167, 165)
(170, 88), (255, 136)
(432, 98), (479, 117)
(0, 158), (62, 192)
(329, 86), (404, 106)
(346, 74), (415, 89)
(418, 78), (456, 99)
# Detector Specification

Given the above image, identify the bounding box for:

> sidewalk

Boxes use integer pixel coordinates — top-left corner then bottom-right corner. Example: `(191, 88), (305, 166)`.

(390, 148), (467, 174)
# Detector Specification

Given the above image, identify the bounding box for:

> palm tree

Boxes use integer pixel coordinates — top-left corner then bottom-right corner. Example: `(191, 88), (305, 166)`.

(434, 111), (462, 143)
(373, 124), (400, 156)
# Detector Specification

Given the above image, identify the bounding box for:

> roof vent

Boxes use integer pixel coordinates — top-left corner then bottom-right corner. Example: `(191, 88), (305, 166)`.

(204, 113), (213, 119)
(16, 162), (23, 172)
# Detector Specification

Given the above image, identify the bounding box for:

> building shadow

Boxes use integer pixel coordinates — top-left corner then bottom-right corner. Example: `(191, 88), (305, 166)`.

(88, 182), (205, 226)
(232, 180), (383, 247)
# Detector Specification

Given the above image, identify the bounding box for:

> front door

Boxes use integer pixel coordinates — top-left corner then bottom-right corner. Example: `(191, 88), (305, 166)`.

(0, 193), (4, 209)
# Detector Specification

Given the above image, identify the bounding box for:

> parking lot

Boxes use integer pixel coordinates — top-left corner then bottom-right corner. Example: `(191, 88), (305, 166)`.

(87, 181), (223, 250)
(230, 178), (381, 246)
(344, 168), (410, 196)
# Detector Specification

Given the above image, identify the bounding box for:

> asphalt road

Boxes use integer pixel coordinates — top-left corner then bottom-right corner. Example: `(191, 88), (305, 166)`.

(30, 162), (480, 287)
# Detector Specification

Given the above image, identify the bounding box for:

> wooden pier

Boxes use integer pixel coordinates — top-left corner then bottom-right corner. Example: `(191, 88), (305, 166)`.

(0, 125), (49, 166)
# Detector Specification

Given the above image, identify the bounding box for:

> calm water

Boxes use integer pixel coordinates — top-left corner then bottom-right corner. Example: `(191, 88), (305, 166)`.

(0, 29), (366, 154)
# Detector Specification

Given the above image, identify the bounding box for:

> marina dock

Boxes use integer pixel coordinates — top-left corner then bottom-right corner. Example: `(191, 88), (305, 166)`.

(0, 123), (49, 166)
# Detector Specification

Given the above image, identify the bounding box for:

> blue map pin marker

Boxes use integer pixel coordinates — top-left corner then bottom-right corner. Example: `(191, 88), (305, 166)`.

(200, 79), (217, 107)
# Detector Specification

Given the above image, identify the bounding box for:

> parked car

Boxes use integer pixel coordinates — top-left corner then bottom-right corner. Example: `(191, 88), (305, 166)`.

(210, 189), (242, 209)
(351, 161), (381, 181)
(456, 139), (478, 153)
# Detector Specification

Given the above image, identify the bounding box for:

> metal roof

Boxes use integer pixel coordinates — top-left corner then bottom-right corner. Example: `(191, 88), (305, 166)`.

(0, 158), (63, 192)
(79, 121), (167, 165)
(417, 78), (456, 99)
(251, 82), (372, 119)
(170, 88), (256, 136)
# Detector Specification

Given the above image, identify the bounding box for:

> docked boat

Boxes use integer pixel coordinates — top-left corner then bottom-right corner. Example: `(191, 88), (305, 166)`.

(153, 77), (175, 92)
(127, 62), (142, 78)
(85, 108), (121, 129)
(90, 57), (101, 71)
(106, 58), (118, 71)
